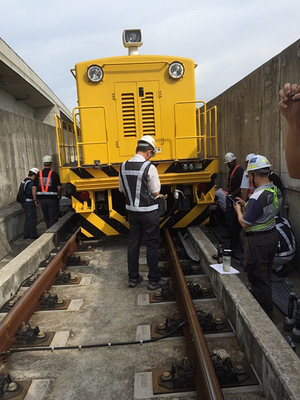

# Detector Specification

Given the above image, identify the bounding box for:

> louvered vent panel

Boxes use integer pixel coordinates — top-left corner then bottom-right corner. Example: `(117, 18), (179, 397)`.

(141, 92), (155, 135)
(121, 93), (136, 137)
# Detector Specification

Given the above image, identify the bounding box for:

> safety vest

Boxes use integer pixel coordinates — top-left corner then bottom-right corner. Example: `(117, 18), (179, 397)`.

(120, 161), (158, 212)
(227, 164), (240, 193)
(245, 186), (279, 232)
(37, 170), (58, 196)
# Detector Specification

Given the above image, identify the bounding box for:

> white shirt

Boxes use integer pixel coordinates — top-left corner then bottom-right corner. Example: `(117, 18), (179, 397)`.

(240, 171), (250, 190)
(119, 154), (161, 194)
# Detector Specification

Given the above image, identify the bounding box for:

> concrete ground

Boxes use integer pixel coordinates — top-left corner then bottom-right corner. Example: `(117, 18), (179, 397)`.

(0, 234), (266, 400)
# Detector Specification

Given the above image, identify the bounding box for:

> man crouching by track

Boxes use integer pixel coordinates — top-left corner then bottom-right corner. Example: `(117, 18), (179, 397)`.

(233, 155), (281, 320)
(119, 135), (167, 290)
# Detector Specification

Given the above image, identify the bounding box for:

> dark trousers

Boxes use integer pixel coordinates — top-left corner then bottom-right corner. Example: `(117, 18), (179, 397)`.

(22, 203), (37, 237)
(39, 198), (60, 229)
(225, 202), (242, 251)
(128, 210), (161, 283)
(244, 230), (278, 318)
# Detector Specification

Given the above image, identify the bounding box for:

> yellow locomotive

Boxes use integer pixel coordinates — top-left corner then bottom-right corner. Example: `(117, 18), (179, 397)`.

(55, 29), (218, 238)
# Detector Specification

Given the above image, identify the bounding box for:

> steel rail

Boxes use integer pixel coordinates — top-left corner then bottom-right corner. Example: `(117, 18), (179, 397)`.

(0, 230), (79, 354)
(164, 229), (224, 400)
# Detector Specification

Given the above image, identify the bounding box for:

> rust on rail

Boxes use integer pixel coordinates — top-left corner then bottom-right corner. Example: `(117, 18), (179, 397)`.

(0, 231), (79, 354)
(164, 229), (224, 400)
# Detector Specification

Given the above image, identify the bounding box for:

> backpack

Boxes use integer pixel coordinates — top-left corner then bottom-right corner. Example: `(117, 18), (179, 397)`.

(16, 180), (29, 204)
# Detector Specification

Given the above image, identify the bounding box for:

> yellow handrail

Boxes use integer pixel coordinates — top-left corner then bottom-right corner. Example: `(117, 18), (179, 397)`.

(55, 115), (77, 166)
(174, 100), (218, 160)
(72, 105), (110, 167)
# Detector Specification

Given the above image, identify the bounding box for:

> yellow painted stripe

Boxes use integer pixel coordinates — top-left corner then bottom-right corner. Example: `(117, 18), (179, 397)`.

(173, 205), (206, 228)
(110, 209), (130, 229)
(83, 212), (120, 236)
(81, 227), (93, 238)
(200, 217), (210, 226)
(160, 216), (170, 229)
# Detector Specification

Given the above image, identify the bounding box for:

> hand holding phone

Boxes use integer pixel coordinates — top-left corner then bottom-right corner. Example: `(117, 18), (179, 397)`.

(228, 195), (237, 205)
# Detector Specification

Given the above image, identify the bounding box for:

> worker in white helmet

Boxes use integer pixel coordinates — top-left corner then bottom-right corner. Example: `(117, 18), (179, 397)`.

(279, 83), (300, 179)
(223, 152), (244, 253)
(32, 155), (62, 229)
(234, 155), (282, 319)
(17, 167), (40, 239)
(119, 135), (167, 290)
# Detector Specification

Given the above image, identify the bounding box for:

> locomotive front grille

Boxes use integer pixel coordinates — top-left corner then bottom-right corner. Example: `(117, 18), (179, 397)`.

(141, 92), (155, 135)
(121, 92), (137, 137)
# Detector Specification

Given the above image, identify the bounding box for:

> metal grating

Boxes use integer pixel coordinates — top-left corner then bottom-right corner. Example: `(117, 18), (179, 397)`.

(141, 92), (155, 135)
(121, 93), (136, 137)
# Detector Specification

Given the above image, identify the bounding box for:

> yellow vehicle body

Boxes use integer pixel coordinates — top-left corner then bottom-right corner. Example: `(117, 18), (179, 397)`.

(55, 50), (219, 237)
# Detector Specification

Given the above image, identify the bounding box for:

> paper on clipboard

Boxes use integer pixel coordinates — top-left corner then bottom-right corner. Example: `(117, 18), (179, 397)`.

(210, 263), (240, 275)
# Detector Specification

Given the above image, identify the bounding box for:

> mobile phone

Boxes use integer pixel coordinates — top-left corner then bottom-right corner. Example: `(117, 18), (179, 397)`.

(228, 195), (237, 205)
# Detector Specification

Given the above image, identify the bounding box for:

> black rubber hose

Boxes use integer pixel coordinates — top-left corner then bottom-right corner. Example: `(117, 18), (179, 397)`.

(160, 198), (179, 225)
(0, 321), (185, 355)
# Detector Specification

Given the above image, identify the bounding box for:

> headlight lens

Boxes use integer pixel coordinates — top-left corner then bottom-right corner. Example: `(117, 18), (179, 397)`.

(87, 65), (103, 83)
(169, 62), (184, 79)
(124, 30), (142, 43)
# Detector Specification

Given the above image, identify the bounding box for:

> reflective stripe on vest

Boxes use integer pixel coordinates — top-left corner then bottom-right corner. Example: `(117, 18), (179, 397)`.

(245, 186), (279, 232)
(121, 161), (158, 212)
(36, 192), (58, 195)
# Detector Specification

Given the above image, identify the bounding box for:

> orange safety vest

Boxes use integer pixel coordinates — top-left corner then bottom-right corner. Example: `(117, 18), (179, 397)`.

(39, 170), (53, 192)
(227, 164), (240, 193)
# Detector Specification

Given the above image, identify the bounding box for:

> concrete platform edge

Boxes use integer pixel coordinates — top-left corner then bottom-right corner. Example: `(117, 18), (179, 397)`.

(0, 233), (55, 307)
(188, 226), (300, 400)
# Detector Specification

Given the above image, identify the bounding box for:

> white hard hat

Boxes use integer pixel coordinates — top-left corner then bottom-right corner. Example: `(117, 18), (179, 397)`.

(245, 153), (256, 163)
(224, 152), (236, 164)
(30, 167), (39, 174)
(43, 155), (52, 163)
(138, 135), (156, 155)
(247, 155), (271, 172)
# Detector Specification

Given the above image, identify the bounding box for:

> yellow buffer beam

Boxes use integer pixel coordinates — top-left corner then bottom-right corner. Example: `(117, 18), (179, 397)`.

(73, 171), (214, 191)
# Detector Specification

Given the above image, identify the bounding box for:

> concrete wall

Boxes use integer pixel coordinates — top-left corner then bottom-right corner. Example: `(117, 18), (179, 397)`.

(0, 107), (59, 209)
(208, 39), (300, 266)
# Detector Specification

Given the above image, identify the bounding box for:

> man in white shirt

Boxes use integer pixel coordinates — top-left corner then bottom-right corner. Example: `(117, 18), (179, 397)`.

(240, 153), (255, 201)
(119, 135), (166, 290)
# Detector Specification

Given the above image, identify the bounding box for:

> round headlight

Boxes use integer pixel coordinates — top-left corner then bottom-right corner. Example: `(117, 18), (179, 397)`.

(87, 65), (103, 83)
(169, 62), (184, 79)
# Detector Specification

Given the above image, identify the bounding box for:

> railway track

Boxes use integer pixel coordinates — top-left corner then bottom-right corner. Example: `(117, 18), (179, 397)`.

(0, 225), (298, 399)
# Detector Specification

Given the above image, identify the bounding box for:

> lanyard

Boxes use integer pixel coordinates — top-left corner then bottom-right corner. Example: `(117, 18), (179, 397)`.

(39, 170), (53, 193)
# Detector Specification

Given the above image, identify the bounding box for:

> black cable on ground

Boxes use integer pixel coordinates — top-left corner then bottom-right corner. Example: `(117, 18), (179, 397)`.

(0, 321), (186, 356)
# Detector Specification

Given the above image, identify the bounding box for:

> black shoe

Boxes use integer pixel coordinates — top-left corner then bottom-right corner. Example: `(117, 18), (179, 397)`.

(148, 279), (168, 291)
(128, 275), (143, 288)
(273, 265), (290, 277)
(23, 236), (30, 239)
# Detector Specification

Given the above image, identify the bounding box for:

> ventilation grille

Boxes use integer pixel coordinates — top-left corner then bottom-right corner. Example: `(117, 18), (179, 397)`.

(141, 92), (155, 135)
(121, 93), (136, 137)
